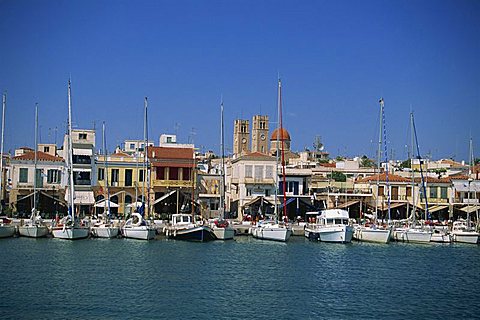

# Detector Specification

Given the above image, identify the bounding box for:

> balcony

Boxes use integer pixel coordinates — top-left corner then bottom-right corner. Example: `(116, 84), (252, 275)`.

(151, 179), (193, 188)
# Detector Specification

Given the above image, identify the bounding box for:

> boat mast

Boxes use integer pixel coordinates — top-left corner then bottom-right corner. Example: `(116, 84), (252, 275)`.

(143, 97), (149, 218)
(220, 98), (226, 219)
(412, 113), (429, 221)
(67, 79), (76, 223)
(410, 112), (416, 225)
(103, 122), (111, 218)
(468, 137), (473, 228)
(375, 98), (382, 224)
(33, 103), (38, 218)
(0, 93), (6, 214)
(278, 78), (287, 222)
(380, 98), (391, 222)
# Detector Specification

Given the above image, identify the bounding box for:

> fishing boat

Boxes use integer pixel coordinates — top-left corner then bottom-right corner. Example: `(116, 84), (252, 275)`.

(0, 93), (15, 238)
(250, 78), (291, 242)
(51, 80), (90, 240)
(211, 99), (234, 240)
(91, 122), (119, 238)
(353, 98), (392, 243)
(392, 111), (431, 243)
(165, 213), (216, 242)
(305, 209), (353, 243)
(121, 97), (156, 240)
(18, 104), (49, 238)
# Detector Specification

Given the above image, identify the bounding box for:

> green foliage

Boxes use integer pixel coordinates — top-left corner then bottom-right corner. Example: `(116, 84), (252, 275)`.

(335, 156), (344, 161)
(328, 171), (346, 182)
(360, 155), (375, 168)
(399, 159), (411, 169)
(475, 158), (480, 165)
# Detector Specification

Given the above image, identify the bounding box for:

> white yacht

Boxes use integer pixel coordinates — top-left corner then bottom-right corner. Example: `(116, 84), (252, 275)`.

(211, 219), (235, 240)
(164, 214), (216, 242)
(305, 209), (353, 243)
(393, 226), (432, 243)
(18, 211), (49, 238)
(353, 225), (392, 244)
(91, 216), (119, 238)
(250, 220), (292, 242)
(451, 220), (479, 244)
(0, 217), (15, 238)
(122, 212), (156, 240)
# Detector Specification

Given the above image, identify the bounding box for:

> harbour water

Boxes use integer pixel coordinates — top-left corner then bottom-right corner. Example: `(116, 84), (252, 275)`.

(1, 237), (479, 319)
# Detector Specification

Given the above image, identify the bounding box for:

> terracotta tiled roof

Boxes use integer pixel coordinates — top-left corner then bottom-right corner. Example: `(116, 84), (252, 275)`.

(148, 146), (194, 160)
(449, 174), (470, 180)
(319, 163), (336, 168)
(111, 151), (131, 158)
(13, 151), (64, 162)
(356, 173), (409, 183)
(270, 128), (291, 141)
(413, 177), (451, 184)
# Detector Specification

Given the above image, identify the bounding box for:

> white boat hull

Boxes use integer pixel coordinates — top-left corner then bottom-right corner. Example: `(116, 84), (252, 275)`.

(452, 231), (479, 244)
(18, 225), (49, 238)
(52, 226), (90, 240)
(306, 225), (353, 243)
(213, 226), (235, 240)
(0, 225), (15, 238)
(251, 226), (291, 242)
(122, 226), (156, 240)
(91, 226), (119, 238)
(430, 232), (452, 243)
(393, 228), (432, 243)
(353, 226), (392, 244)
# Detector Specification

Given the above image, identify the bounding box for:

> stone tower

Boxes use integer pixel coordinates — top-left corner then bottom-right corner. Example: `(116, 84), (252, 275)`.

(233, 119), (250, 156)
(251, 115), (269, 154)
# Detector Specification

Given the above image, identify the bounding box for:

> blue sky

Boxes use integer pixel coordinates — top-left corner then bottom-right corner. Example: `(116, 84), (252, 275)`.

(0, 0), (479, 161)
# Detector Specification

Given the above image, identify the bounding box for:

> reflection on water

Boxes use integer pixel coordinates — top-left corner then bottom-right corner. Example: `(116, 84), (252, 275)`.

(0, 237), (479, 319)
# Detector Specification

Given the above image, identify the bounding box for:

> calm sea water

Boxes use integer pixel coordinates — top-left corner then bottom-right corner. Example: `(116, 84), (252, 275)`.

(0, 236), (479, 320)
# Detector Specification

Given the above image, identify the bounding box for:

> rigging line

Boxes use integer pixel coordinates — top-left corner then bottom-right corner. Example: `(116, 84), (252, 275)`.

(381, 98), (391, 222)
(412, 113), (430, 220)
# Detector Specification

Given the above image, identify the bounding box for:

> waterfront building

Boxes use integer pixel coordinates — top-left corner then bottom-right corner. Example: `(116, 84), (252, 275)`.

(94, 150), (145, 218)
(148, 146), (195, 218)
(9, 149), (65, 217)
(61, 129), (96, 216)
(122, 139), (154, 154)
(233, 119), (250, 156)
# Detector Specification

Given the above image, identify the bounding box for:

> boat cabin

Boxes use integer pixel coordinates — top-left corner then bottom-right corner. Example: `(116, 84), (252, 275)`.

(306, 209), (350, 226)
(171, 214), (193, 226)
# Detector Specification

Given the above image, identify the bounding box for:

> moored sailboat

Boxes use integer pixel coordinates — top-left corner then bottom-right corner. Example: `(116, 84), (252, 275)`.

(0, 92), (15, 238)
(250, 78), (291, 242)
(18, 104), (49, 238)
(51, 79), (90, 240)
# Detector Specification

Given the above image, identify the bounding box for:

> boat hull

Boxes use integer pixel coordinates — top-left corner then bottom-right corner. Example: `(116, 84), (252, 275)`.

(122, 226), (156, 240)
(353, 226), (392, 244)
(0, 225), (15, 238)
(213, 226), (235, 240)
(251, 226), (291, 242)
(18, 225), (49, 238)
(452, 232), (479, 244)
(168, 226), (216, 242)
(393, 229), (432, 243)
(92, 226), (119, 238)
(306, 225), (353, 243)
(430, 232), (452, 243)
(52, 226), (90, 240)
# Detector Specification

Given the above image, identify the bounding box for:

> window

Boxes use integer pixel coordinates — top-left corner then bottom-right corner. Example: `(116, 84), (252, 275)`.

(74, 171), (91, 185)
(111, 169), (119, 185)
(43, 146), (50, 153)
(265, 189), (270, 197)
(19, 168), (28, 183)
(169, 167), (179, 180)
(182, 168), (191, 181)
(139, 169), (144, 182)
(441, 187), (448, 199)
(156, 167), (165, 180)
(254, 166), (263, 179)
(265, 166), (273, 178)
(129, 143), (135, 150)
(406, 186), (412, 197)
(429, 186), (438, 199)
(245, 165), (252, 178)
(167, 137), (173, 143)
(125, 169), (133, 186)
(98, 168), (104, 181)
(378, 186), (384, 196)
(73, 154), (91, 164)
(79, 133), (87, 140)
(246, 188), (252, 196)
(47, 169), (61, 184)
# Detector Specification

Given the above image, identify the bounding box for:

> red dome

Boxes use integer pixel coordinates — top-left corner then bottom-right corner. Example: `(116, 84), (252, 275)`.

(270, 128), (291, 141)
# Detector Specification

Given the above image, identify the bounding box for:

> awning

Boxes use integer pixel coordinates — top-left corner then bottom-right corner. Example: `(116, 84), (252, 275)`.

(460, 205), (479, 214)
(378, 202), (406, 211)
(94, 199), (119, 208)
(244, 196), (275, 207)
(65, 190), (95, 205)
(453, 180), (480, 192)
(427, 205), (448, 213)
(336, 200), (360, 209)
(73, 148), (92, 156)
(152, 190), (177, 205)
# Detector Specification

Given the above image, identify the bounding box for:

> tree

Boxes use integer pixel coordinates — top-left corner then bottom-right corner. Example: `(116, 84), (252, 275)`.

(475, 158), (480, 165)
(360, 155), (375, 168)
(399, 159), (411, 169)
(328, 171), (346, 182)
